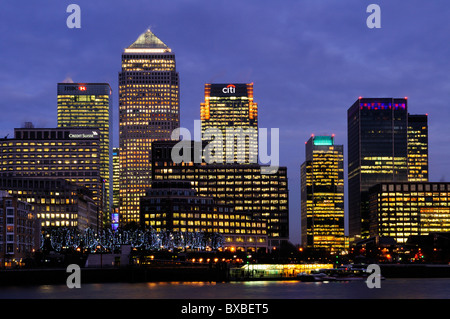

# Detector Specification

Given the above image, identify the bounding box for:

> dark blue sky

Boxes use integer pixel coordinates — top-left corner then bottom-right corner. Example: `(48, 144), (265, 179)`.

(1, 1), (450, 244)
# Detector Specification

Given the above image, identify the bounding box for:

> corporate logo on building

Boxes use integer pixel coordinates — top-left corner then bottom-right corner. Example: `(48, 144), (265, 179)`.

(69, 131), (99, 139)
(63, 85), (88, 92)
(222, 84), (236, 94)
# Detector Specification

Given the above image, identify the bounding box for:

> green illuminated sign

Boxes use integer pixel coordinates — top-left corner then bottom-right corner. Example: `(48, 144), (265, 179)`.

(313, 136), (334, 146)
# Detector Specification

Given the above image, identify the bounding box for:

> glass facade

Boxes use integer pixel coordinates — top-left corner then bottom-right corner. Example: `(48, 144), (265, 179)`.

(201, 83), (258, 164)
(57, 83), (112, 225)
(119, 30), (180, 225)
(347, 98), (409, 239)
(301, 135), (345, 251)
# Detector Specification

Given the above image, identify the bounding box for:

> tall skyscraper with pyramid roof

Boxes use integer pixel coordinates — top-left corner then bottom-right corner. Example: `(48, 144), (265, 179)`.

(118, 29), (180, 225)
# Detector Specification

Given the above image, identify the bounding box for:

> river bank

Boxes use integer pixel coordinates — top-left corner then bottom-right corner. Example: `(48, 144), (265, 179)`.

(0, 263), (449, 287)
(0, 264), (228, 286)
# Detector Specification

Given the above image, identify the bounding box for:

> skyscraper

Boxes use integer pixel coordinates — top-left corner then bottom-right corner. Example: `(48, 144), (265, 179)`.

(111, 147), (120, 230)
(301, 135), (345, 251)
(347, 98), (409, 239)
(407, 114), (429, 182)
(57, 82), (113, 224)
(200, 83), (258, 164)
(112, 147), (120, 208)
(119, 29), (180, 225)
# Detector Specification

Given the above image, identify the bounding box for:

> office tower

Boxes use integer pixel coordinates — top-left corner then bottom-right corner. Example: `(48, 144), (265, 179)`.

(0, 177), (98, 230)
(0, 126), (102, 221)
(347, 98), (409, 239)
(140, 180), (268, 251)
(119, 29), (180, 225)
(151, 141), (289, 248)
(111, 148), (120, 230)
(408, 114), (429, 182)
(57, 82), (113, 224)
(0, 191), (40, 267)
(200, 83), (258, 164)
(300, 135), (345, 251)
(112, 147), (120, 208)
(369, 182), (450, 244)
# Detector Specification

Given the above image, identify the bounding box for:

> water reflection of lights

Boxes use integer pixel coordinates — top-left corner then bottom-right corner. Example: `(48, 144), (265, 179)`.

(146, 281), (217, 288)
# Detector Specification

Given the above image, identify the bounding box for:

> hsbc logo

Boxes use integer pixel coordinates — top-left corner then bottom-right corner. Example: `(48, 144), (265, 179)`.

(63, 85), (87, 92)
(222, 84), (236, 94)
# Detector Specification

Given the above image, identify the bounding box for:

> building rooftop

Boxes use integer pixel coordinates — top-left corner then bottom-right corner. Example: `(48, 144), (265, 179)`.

(125, 29), (171, 52)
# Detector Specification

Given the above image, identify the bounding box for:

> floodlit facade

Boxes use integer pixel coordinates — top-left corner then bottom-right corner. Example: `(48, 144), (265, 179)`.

(57, 83), (113, 222)
(301, 135), (345, 251)
(119, 29), (180, 225)
(369, 182), (450, 244)
(201, 83), (258, 164)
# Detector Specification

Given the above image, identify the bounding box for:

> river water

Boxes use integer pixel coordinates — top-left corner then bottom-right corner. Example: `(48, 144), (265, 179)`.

(0, 278), (449, 299)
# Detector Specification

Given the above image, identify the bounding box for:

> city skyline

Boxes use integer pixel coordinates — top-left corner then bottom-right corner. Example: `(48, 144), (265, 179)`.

(1, 1), (450, 244)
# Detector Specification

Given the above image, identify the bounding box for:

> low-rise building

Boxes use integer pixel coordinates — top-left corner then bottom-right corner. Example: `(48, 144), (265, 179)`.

(0, 191), (40, 267)
(0, 177), (98, 231)
(140, 180), (268, 252)
(369, 182), (450, 244)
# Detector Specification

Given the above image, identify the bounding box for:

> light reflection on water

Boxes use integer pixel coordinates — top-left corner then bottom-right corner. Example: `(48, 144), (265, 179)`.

(1, 278), (449, 299)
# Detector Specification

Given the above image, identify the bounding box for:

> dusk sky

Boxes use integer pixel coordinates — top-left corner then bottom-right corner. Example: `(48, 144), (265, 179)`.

(1, 1), (450, 244)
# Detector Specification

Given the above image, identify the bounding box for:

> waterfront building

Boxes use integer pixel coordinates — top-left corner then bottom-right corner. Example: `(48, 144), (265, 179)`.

(140, 180), (268, 251)
(407, 114), (429, 182)
(200, 83), (258, 164)
(0, 126), (103, 224)
(368, 182), (450, 244)
(0, 191), (40, 267)
(57, 82), (113, 221)
(150, 140), (289, 248)
(0, 177), (98, 231)
(119, 29), (180, 225)
(300, 135), (345, 251)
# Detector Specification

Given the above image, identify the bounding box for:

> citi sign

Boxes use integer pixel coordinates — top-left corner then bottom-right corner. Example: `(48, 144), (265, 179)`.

(222, 84), (236, 94)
